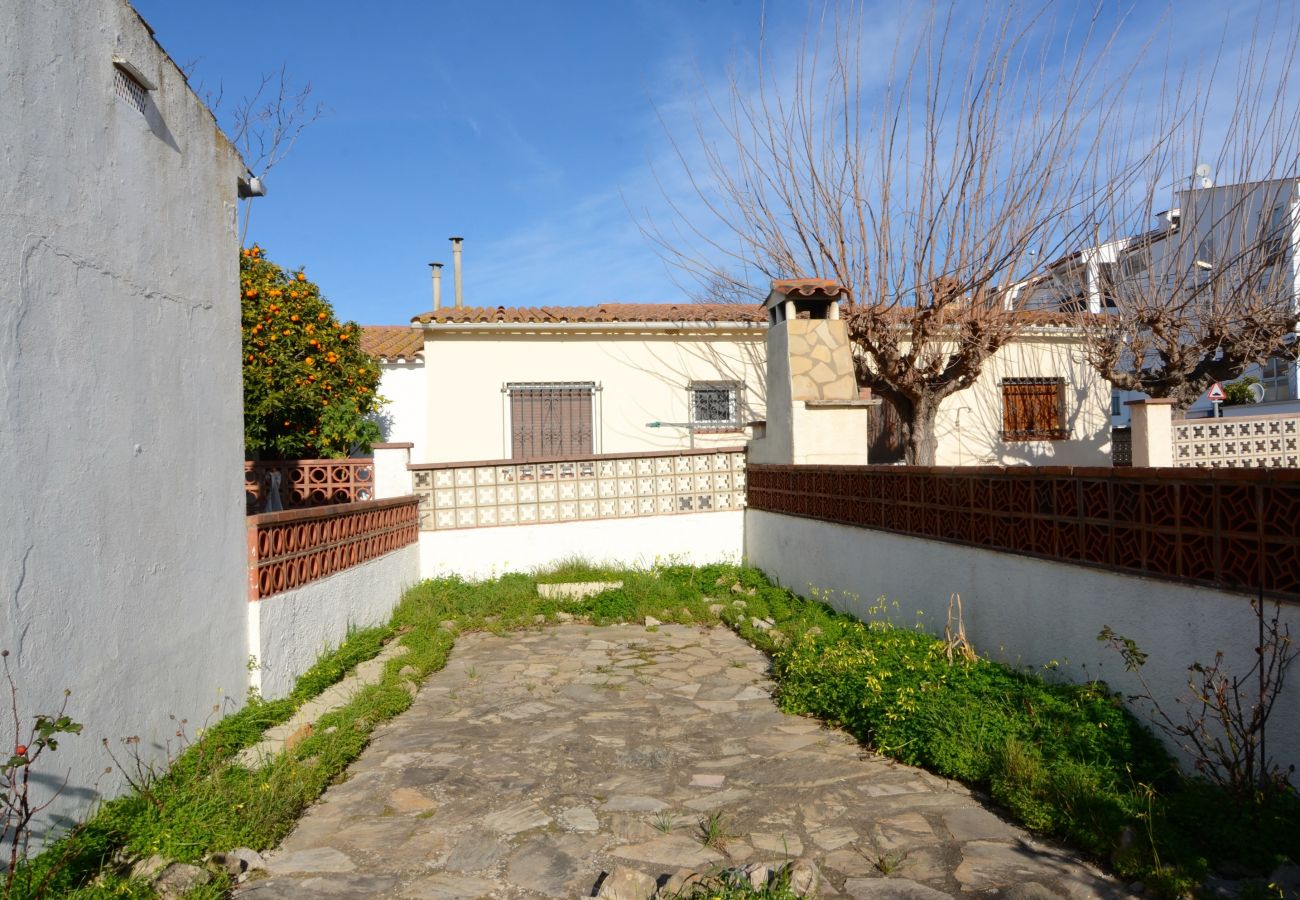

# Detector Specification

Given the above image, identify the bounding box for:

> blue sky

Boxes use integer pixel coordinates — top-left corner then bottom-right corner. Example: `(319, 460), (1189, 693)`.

(133, 0), (789, 325)
(133, 1), (1287, 326)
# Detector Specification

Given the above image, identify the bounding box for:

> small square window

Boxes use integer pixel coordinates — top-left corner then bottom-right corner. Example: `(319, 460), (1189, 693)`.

(689, 381), (742, 429)
(1002, 377), (1067, 441)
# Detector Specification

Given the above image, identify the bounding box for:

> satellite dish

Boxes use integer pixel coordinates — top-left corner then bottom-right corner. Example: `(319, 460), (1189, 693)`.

(1194, 163), (1214, 189)
(1249, 382), (1265, 403)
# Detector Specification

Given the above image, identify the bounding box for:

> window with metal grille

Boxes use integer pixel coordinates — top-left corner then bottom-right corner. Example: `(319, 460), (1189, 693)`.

(689, 381), (741, 429)
(506, 382), (595, 460)
(1001, 377), (1067, 441)
(113, 66), (148, 114)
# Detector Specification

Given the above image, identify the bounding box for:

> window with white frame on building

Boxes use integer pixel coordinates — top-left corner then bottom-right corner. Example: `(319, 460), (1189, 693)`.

(1260, 356), (1294, 402)
(689, 381), (743, 430)
(1001, 377), (1067, 440)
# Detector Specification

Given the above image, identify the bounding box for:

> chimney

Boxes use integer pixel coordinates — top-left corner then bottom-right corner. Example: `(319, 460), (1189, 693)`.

(450, 236), (464, 309)
(429, 262), (443, 310)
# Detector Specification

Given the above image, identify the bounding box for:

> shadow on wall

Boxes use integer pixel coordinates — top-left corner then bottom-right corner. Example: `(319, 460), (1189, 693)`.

(934, 338), (1110, 466)
(597, 333), (768, 447)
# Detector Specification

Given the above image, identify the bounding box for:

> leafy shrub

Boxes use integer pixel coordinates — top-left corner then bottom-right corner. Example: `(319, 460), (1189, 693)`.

(240, 245), (383, 459)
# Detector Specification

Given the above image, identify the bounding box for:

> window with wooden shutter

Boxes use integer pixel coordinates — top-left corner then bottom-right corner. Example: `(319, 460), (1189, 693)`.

(1001, 377), (1067, 441)
(507, 382), (595, 459)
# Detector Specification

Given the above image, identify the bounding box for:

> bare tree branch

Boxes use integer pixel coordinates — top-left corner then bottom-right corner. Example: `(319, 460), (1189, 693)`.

(649, 1), (1139, 463)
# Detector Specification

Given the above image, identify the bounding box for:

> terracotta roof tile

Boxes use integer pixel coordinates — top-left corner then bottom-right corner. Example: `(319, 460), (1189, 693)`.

(770, 278), (845, 297)
(412, 303), (766, 325)
(360, 326), (424, 361)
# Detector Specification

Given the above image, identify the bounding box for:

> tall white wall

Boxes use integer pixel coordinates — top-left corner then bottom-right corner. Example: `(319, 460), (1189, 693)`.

(0, 0), (248, 838)
(419, 329), (768, 463)
(419, 512), (744, 580)
(745, 509), (1300, 775)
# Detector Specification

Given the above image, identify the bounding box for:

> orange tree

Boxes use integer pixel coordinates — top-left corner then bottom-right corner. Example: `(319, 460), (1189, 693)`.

(240, 245), (383, 459)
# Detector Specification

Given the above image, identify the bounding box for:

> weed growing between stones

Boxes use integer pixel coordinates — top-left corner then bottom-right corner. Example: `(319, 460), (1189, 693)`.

(15, 562), (1300, 898)
(699, 811), (730, 849)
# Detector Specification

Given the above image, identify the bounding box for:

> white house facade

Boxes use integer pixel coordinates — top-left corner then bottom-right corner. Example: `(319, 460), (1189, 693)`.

(364, 301), (1111, 468)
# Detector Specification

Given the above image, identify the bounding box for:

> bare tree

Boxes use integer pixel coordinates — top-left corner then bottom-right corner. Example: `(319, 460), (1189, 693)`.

(1074, 11), (1300, 409)
(183, 62), (324, 244)
(650, 3), (1136, 463)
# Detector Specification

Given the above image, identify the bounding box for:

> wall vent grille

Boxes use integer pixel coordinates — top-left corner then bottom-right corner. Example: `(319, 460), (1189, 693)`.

(113, 67), (147, 114)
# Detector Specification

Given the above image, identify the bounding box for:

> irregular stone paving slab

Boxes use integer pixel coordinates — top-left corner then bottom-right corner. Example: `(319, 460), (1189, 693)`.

(240, 624), (1132, 898)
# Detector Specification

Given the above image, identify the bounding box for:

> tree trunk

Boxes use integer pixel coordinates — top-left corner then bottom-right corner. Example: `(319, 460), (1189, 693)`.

(902, 399), (940, 466)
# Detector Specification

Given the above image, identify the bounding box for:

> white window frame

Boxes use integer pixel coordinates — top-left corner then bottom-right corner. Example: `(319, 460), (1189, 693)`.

(688, 381), (743, 430)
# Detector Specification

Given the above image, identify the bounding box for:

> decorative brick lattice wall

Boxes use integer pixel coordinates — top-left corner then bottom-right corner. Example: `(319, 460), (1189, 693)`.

(245, 459), (374, 514)
(247, 497), (419, 600)
(1173, 415), (1300, 468)
(747, 464), (1300, 601)
(1111, 428), (1132, 467)
(410, 448), (746, 531)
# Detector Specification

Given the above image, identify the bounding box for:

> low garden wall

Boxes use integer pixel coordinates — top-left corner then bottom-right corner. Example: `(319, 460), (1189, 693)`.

(246, 497), (420, 698)
(744, 464), (1300, 775)
(419, 512), (743, 581)
(408, 447), (747, 579)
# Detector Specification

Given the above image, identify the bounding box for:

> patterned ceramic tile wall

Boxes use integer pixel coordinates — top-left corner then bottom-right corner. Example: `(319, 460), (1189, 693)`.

(410, 449), (746, 531)
(247, 497), (419, 600)
(245, 459), (374, 514)
(1173, 415), (1299, 468)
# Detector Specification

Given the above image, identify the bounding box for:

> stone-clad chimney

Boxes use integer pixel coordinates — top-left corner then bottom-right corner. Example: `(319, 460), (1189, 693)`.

(747, 279), (876, 465)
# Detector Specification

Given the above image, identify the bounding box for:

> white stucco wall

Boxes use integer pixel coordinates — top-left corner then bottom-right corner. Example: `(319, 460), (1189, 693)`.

(745, 509), (1300, 775)
(248, 546), (420, 700)
(418, 328), (767, 463)
(0, 0), (248, 838)
(419, 511), (744, 580)
(928, 331), (1112, 466)
(376, 360), (427, 456)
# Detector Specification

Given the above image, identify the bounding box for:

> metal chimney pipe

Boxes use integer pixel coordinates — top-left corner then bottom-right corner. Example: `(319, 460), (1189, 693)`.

(450, 236), (464, 309)
(429, 262), (443, 310)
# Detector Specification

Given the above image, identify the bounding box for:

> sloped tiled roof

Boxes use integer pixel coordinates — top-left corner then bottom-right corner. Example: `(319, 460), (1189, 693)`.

(360, 326), (424, 361)
(770, 278), (845, 297)
(412, 303), (766, 325)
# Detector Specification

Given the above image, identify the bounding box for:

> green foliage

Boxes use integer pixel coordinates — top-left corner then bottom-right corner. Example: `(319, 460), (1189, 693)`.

(22, 562), (1300, 899)
(240, 245), (383, 459)
(1224, 375), (1262, 406)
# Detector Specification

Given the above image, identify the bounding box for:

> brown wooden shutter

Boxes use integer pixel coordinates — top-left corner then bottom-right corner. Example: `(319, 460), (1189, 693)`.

(1002, 378), (1065, 440)
(508, 383), (595, 459)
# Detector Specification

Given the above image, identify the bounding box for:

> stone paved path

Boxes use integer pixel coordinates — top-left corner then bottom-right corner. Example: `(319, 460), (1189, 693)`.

(239, 624), (1132, 899)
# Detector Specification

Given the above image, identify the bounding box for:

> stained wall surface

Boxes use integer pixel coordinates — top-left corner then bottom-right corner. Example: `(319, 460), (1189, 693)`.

(0, 0), (248, 837)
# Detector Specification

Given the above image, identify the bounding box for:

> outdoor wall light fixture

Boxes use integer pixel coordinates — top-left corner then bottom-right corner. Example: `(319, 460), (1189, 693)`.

(238, 171), (266, 199)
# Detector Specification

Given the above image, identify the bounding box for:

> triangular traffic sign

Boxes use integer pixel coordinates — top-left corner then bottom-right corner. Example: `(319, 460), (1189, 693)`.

(1206, 382), (1227, 402)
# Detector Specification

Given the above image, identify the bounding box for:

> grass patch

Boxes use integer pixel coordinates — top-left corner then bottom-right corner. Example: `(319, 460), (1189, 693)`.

(532, 555), (627, 584)
(18, 561), (1298, 899)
